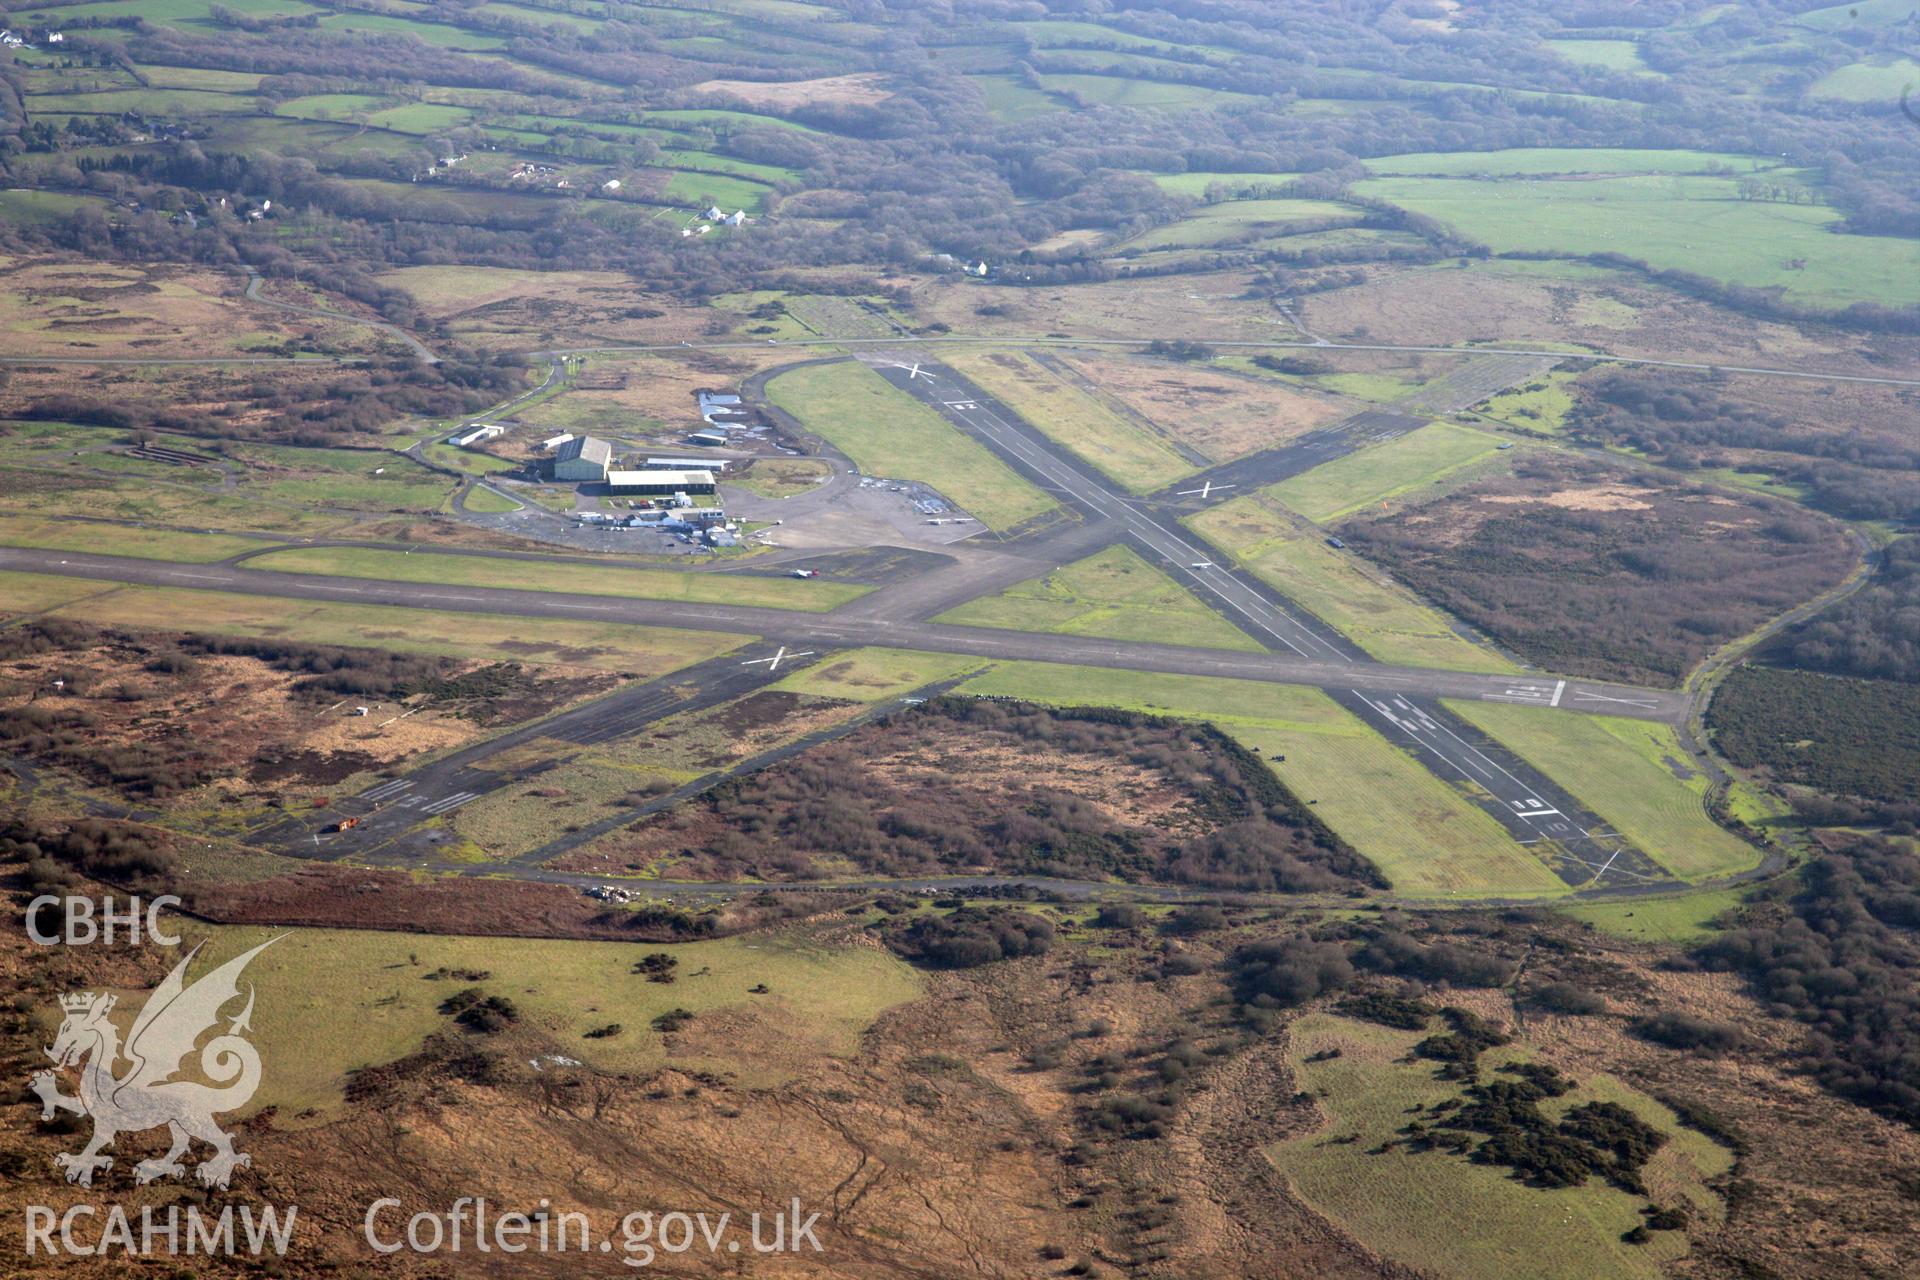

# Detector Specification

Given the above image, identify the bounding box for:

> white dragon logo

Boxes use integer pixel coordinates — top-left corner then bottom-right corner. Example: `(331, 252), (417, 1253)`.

(31, 939), (278, 1189)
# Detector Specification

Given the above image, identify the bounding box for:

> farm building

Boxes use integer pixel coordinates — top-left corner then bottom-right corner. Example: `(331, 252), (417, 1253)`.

(607, 469), (717, 498)
(448, 423), (503, 447)
(552, 435), (614, 482)
(645, 456), (729, 471)
(686, 429), (729, 447)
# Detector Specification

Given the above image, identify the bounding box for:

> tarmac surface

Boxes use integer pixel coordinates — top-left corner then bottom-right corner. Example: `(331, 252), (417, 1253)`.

(0, 546), (1681, 720)
(0, 343), (1718, 897)
(859, 353), (1677, 889)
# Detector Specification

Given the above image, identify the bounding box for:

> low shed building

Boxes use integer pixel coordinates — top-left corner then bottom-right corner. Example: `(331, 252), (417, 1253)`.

(606, 469), (717, 497)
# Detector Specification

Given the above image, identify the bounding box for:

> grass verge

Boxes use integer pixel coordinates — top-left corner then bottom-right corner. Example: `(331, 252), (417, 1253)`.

(37, 580), (744, 674)
(940, 349), (1195, 493)
(1445, 702), (1762, 882)
(770, 648), (990, 702)
(0, 517), (261, 563)
(1186, 495), (1518, 672)
(1268, 422), (1513, 524)
(243, 546), (870, 611)
(765, 361), (1058, 532)
(936, 544), (1266, 652)
(957, 662), (1565, 897)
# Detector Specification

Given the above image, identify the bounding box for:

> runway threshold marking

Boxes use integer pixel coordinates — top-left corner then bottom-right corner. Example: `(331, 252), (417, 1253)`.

(422, 791), (479, 816)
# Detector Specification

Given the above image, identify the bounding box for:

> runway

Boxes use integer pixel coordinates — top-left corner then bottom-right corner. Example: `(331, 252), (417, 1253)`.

(250, 641), (809, 859)
(1, 407), (1688, 893)
(0, 546), (1685, 720)
(860, 354), (1676, 889)
(868, 356), (1356, 664)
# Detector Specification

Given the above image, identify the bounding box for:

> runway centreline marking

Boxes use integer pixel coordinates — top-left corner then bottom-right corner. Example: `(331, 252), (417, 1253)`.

(0, 547), (1686, 721)
(917, 371), (1351, 664)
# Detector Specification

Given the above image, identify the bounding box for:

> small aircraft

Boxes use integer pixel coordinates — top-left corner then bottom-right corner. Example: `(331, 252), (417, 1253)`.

(789, 568), (819, 579)
(1189, 561), (1214, 570)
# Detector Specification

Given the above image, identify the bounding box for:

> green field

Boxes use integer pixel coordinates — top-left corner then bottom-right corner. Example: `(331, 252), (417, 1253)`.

(461, 483), (522, 513)
(316, 11), (508, 49)
(1446, 702), (1762, 882)
(274, 92), (387, 122)
(1471, 370), (1581, 434)
(0, 190), (112, 225)
(1273, 1014), (1731, 1280)
(0, 516), (259, 562)
(645, 108), (823, 134)
(227, 443), (455, 511)
(26, 87), (258, 116)
(475, 0), (604, 31)
(14, 0), (318, 22)
(1808, 57), (1920, 101)
(1546, 39), (1654, 74)
(1187, 496), (1518, 673)
(658, 149), (801, 185)
(1365, 148), (1781, 178)
(730, 457), (832, 497)
(415, 440), (523, 478)
(366, 102), (474, 133)
(33, 579), (746, 675)
(0, 569), (120, 620)
(1149, 170), (1301, 198)
(1268, 423), (1513, 524)
(937, 545), (1267, 652)
(135, 65), (265, 90)
(940, 350), (1194, 493)
(1021, 18), (1231, 62)
(1122, 197), (1362, 250)
(1559, 887), (1749, 943)
(957, 663), (1565, 897)
(0, 468), (345, 538)
(1792, 0), (1919, 28)
(1355, 170), (1920, 309)
(170, 923), (922, 1112)
(765, 361), (1058, 531)
(242, 546), (870, 611)
(771, 648), (990, 702)
(1036, 73), (1260, 111)
(969, 74), (1068, 120)
(662, 170), (774, 213)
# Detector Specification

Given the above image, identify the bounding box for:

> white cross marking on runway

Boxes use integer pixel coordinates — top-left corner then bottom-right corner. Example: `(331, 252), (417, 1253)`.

(1176, 480), (1235, 500)
(1571, 690), (1661, 709)
(743, 646), (814, 673)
